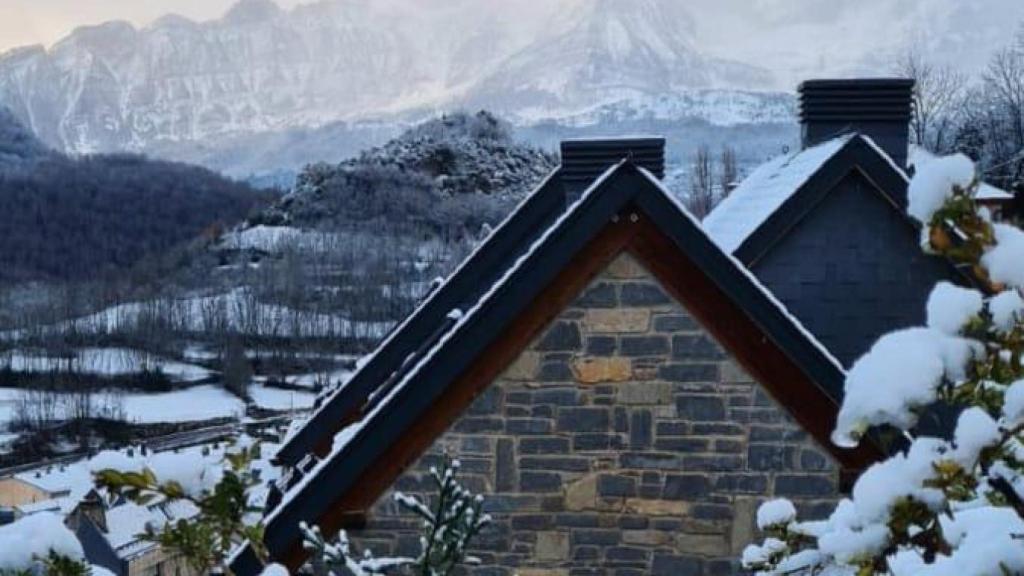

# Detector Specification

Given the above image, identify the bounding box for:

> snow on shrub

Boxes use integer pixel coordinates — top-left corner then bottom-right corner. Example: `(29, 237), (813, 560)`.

(907, 153), (975, 224)
(950, 406), (1000, 466)
(756, 498), (797, 529)
(989, 289), (1024, 333)
(744, 152), (1024, 576)
(925, 282), (983, 335)
(1002, 379), (1024, 426)
(0, 512), (83, 570)
(833, 328), (978, 447)
(982, 223), (1024, 288)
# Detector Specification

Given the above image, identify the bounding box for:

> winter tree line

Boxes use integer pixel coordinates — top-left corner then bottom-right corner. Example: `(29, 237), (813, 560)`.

(0, 125), (276, 283)
(898, 29), (1024, 195)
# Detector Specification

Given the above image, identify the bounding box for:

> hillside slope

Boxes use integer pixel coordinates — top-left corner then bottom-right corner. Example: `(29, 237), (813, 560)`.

(255, 111), (557, 234)
(0, 110), (275, 282)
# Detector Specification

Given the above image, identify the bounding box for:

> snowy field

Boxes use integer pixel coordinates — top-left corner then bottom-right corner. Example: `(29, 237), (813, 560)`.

(0, 347), (212, 383)
(0, 383), (315, 432)
(0, 287), (394, 342)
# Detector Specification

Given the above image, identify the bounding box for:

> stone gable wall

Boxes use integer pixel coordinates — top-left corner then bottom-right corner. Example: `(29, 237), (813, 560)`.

(346, 253), (841, 576)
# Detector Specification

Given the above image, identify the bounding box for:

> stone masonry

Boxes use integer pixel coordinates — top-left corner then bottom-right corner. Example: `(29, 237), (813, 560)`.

(347, 253), (842, 576)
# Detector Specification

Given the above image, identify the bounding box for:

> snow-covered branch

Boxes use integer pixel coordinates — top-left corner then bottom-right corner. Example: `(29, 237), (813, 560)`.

(744, 154), (1024, 576)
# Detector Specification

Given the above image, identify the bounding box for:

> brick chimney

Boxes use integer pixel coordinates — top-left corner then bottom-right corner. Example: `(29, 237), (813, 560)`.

(560, 137), (665, 199)
(799, 79), (915, 168)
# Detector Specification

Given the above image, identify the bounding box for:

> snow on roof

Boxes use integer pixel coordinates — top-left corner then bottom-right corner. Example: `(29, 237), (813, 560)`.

(703, 135), (855, 253)
(909, 145), (1013, 201)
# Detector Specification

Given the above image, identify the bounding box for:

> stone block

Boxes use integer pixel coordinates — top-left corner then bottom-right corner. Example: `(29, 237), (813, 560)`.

(556, 407), (610, 432)
(653, 314), (698, 332)
(662, 474), (711, 500)
(629, 410), (652, 449)
(619, 382), (672, 405)
(658, 363), (718, 383)
(577, 282), (618, 308)
(520, 471), (562, 493)
(620, 282), (671, 306)
(597, 474), (637, 497)
(672, 334), (726, 360)
(623, 498), (689, 516)
(619, 335), (670, 357)
(583, 309), (650, 333)
(774, 474), (836, 497)
(504, 352), (540, 381)
(535, 531), (569, 561)
(651, 554), (702, 576)
(520, 437), (570, 454)
(622, 529), (673, 547)
(674, 533), (729, 557)
(537, 321), (582, 351)
(564, 474), (598, 511)
(676, 395), (727, 421)
(506, 418), (554, 435)
(521, 457), (591, 473)
(585, 336), (617, 355)
(496, 438), (516, 492)
(572, 357), (632, 384)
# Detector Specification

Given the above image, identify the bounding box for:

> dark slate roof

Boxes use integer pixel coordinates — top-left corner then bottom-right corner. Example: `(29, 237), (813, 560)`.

(231, 158), (852, 574)
(704, 134), (976, 365)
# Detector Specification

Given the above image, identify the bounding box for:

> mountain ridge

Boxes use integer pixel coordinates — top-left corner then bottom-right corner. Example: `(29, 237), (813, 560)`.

(0, 0), (783, 168)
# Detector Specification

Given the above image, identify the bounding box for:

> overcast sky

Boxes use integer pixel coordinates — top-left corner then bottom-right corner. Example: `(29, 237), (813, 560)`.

(3, 0), (1023, 84)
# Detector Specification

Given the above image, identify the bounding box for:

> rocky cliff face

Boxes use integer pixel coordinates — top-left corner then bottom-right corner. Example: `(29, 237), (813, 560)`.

(0, 0), (780, 164)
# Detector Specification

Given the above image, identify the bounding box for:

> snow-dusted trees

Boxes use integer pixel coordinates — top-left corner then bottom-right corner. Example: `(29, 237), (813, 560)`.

(895, 49), (966, 153)
(743, 153), (1024, 575)
(92, 448), (489, 576)
(299, 455), (491, 576)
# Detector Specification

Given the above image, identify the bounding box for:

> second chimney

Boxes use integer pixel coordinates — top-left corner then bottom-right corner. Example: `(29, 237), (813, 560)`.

(560, 137), (665, 199)
(799, 78), (915, 168)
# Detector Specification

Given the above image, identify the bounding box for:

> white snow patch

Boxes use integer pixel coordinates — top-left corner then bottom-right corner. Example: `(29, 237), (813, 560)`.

(925, 282), (983, 335)
(1002, 379), (1024, 427)
(0, 512), (83, 569)
(834, 328), (979, 447)
(983, 224), (1024, 289)
(990, 290), (1024, 333)
(951, 407), (1000, 466)
(906, 153), (975, 224)
(757, 498), (797, 529)
(704, 135), (853, 253)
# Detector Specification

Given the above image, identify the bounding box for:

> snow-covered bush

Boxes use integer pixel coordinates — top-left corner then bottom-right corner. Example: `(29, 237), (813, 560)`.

(0, 512), (92, 575)
(744, 155), (1024, 575)
(301, 454), (491, 576)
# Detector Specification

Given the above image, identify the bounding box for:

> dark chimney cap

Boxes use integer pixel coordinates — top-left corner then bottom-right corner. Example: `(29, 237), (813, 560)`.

(560, 137), (665, 196)
(798, 78), (914, 167)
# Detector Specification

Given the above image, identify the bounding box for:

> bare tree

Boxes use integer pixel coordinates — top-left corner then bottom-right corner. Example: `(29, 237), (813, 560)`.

(895, 48), (966, 153)
(222, 335), (252, 402)
(719, 146), (739, 199)
(686, 145), (715, 218)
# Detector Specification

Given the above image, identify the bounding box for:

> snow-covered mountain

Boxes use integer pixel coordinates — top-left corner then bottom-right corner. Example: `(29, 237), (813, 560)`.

(0, 0), (788, 175)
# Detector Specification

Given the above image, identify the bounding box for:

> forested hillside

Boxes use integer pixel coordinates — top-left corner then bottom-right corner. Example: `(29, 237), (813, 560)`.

(0, 111), (276, 282)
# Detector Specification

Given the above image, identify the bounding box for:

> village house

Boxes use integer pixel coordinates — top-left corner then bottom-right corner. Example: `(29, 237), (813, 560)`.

(229, 78), (1002, 575)
(0, 443), (249, 576)
(702, 79), (1009, 366)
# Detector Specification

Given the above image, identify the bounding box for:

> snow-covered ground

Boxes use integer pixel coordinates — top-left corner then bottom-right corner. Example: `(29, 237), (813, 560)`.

(0, 348), (212, 383)
(0, 288), (394, 342)
(219, 225), (344, 253)
(0, 382), (318, 431)
(249, 384), (315, 411)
